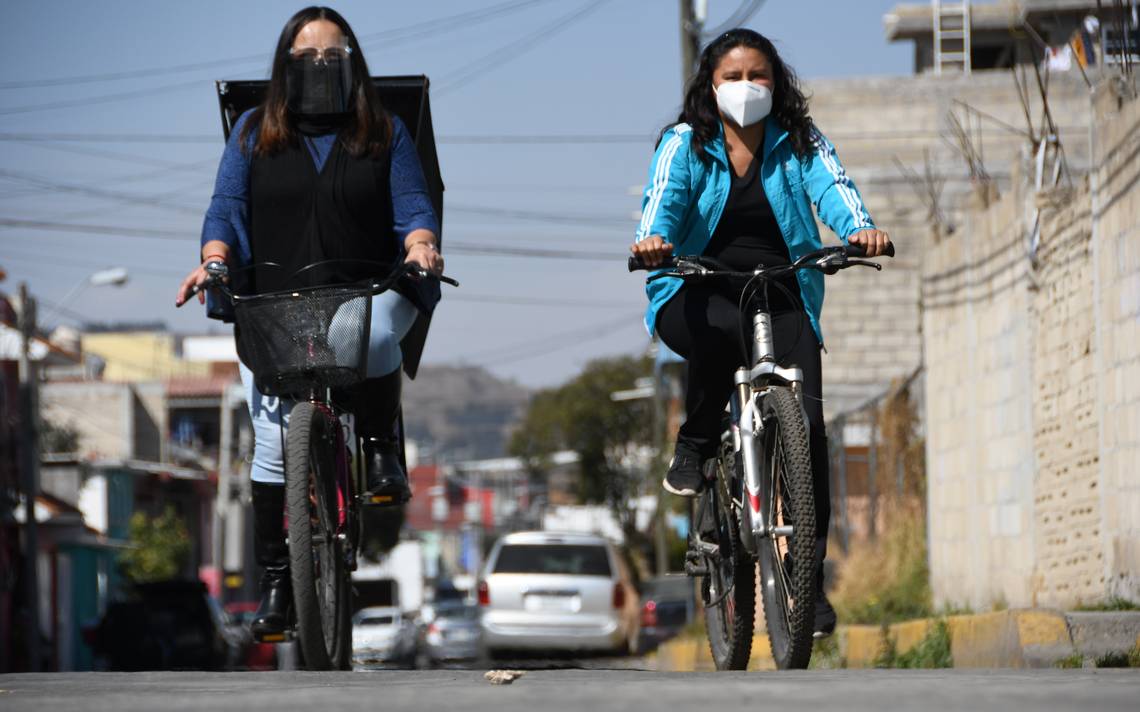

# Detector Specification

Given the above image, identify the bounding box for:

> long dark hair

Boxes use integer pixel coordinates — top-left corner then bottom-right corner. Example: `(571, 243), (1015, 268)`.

(241, 6), (390, 158)
(670, 29), (814, 159)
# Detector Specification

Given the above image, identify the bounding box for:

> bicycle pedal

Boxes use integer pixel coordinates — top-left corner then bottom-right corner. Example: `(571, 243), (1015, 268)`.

(253, 630), (295, 644)
(359, 492), (409, 507)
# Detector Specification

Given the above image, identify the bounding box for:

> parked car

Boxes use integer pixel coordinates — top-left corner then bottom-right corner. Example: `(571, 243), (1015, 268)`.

(477, 531), (639, 656)
(351, 606), (417, 666)
(422, 601), (482, 666)
(224, 601), (277, 670)
(88, 580), (243, 671)
(635, 576), (695, 653)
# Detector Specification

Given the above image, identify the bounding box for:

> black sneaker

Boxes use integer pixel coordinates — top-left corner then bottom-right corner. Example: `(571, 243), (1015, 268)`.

(662, 445), (703, 497)
(814, 592), (837, 639)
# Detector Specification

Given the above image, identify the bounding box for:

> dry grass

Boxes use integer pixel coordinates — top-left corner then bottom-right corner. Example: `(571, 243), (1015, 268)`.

(829, 501), (933, 625)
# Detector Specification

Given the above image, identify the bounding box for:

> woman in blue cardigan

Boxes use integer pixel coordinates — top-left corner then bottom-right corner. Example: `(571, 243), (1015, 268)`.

(630, 29), (891, 638)
(175, 6), (442, 640)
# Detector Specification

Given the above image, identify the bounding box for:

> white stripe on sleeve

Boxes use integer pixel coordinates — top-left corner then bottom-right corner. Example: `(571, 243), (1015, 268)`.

(637, 134), (684, 242)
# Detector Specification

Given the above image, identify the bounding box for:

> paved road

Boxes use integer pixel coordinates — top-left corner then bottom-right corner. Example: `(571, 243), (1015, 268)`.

(2, 669), (1137, 711)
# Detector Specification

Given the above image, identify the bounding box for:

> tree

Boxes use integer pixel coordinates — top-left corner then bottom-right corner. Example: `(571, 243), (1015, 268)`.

(509, 355), (654, 541)
(119, 506), (191, 583)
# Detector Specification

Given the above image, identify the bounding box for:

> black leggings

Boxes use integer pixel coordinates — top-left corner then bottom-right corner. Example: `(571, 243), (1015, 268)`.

(656, 283), (832, 556)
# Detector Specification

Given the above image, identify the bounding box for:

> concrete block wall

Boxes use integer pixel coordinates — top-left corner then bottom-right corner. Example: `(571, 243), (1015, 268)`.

(1091, 85), (1140, 603)
(922, 80), (1140, 609)
(1030, 185), (1100, 607)
(804, 71), (1093, 417)
(921, 182), (1038, 609)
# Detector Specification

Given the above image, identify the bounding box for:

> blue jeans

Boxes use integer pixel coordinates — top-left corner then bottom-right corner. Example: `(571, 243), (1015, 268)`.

(240, 290), (418, 484)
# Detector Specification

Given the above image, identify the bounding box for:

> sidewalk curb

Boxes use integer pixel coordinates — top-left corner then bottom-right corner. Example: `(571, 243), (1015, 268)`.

(650, 609), (1140, 670)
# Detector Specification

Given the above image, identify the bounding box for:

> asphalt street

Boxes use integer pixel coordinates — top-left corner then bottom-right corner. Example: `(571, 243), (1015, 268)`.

(1, 669), (1137, 712)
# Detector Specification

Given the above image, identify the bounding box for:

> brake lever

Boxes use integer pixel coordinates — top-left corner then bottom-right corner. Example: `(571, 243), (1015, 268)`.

(407, 265), (460, 287)
(847, 259), (883, 271)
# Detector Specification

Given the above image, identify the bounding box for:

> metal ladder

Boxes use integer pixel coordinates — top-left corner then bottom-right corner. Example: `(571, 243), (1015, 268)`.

(933, 0), (972, 75)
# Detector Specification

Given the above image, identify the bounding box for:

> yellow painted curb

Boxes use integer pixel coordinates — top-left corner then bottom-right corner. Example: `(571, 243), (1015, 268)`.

(842, 625), (883, 668)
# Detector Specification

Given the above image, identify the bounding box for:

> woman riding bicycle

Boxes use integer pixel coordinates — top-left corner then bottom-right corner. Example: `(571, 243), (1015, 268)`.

(629, 29), (890, 638)
(174, 6), (443, 640)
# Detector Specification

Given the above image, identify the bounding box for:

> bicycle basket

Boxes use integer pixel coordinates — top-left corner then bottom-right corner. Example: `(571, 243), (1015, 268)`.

(233, 284), (372, 397)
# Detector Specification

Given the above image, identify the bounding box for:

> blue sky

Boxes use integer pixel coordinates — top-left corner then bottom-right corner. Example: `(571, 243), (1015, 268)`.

(0, 0), (913, 387)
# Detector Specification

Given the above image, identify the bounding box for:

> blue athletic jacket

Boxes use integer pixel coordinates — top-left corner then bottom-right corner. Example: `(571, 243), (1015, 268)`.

(635, 116), (875, 344)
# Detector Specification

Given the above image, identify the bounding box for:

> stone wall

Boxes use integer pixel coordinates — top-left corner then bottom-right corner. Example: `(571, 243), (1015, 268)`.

(922, 80), (1140, 609)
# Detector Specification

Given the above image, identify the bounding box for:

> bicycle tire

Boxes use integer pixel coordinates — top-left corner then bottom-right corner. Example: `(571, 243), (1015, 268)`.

(697, 451), (756, 670)
(756, 386), (817, 669)
(286, 402), (352, 671)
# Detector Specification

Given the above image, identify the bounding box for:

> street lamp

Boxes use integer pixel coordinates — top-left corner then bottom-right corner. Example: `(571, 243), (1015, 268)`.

(42, 267), (130, 327)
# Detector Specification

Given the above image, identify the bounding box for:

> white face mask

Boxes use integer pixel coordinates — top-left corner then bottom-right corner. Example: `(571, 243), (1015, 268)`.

(714, 80), (773, 127)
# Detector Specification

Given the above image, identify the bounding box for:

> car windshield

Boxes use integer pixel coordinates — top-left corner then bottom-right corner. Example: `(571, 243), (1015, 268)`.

(492, 544), (612, 576)
(358, 615), (395, 626)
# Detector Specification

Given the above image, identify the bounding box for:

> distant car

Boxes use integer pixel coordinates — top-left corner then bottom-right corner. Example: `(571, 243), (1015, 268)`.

(635, 576), (695, 653)
(422, 602), (482, 666)
(352, 606), (417, 666)
(88, 580), (242, 671)
(224, 601), (277, 670)
(477, 531), (639, 656)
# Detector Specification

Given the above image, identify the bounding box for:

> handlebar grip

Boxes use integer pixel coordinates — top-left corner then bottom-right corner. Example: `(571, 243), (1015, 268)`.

(628, 254), (677, 271)
(845, 242), (895, 258)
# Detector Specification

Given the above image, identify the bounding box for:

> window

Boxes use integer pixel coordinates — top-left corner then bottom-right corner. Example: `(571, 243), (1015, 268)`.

(493, 544), (612, 577)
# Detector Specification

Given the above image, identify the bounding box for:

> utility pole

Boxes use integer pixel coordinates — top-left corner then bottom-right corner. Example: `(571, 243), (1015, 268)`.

(17, 283), (41, 672)
(679, 0), (704, 84)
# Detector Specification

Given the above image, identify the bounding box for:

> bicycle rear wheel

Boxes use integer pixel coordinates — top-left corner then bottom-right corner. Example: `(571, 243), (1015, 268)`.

(695, 450), (756, 670)
(756, 386), (817, 670)
(286, 402), (352, 670)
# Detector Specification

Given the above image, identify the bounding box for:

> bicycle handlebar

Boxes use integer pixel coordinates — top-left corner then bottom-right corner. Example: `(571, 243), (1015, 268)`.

(179, 258), (458, 307)
(627, 241), (895, 274)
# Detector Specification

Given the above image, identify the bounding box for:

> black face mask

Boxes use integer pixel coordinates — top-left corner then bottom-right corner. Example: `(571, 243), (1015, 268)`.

(285, 56), (353, 116)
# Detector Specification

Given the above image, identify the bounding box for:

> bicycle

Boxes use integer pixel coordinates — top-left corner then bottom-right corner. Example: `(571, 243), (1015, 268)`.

(184, 258), (458, 670)
(630, 242), (893, 670)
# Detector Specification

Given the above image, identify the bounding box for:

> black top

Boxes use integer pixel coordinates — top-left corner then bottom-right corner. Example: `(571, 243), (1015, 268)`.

(249, 135), (420, 308)
(704, 152), (801, 312)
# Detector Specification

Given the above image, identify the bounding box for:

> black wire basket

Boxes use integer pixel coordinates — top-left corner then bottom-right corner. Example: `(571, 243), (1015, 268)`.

(233, 284), (372, 397)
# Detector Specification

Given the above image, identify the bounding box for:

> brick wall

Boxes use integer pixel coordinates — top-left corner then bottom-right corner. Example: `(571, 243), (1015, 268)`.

(922, 80), (1140, 609)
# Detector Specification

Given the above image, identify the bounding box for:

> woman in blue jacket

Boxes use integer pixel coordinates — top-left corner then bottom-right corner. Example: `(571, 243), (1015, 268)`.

(630, 29), (891, 637)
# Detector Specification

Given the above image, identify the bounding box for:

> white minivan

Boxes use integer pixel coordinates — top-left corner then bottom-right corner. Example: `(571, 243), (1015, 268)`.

(477, 531), (640, 655)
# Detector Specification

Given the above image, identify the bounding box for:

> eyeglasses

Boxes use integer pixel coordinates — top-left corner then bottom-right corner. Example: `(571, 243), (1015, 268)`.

(288, 46), (352, 64)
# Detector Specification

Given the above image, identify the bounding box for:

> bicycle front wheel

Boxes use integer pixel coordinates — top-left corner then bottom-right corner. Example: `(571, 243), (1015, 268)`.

(756, 386), (817, 670)
(286, 402), (352, 671)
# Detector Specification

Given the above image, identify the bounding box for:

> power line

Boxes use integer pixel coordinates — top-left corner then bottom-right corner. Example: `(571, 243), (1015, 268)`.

(464, 311), (638, 365)
(702, 0), (767, 38)
(449, 203), (632, 227)
(434, 0), (611, 96)
(0, 170), (203, 215)
(0, 77), (209, 117)
(0, 0), (554, 90)
(0, 218), (628, 261)
(447, 293), (631, 309)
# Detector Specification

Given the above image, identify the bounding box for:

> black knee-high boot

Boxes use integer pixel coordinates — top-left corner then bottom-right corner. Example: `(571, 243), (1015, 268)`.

(354, 369), (410, 503)
(250, 481), (291, 637)
(810, 431), (837, 637)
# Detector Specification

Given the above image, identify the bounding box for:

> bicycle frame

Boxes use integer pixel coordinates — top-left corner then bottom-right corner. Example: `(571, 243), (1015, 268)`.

(733, 310), (807, 552)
